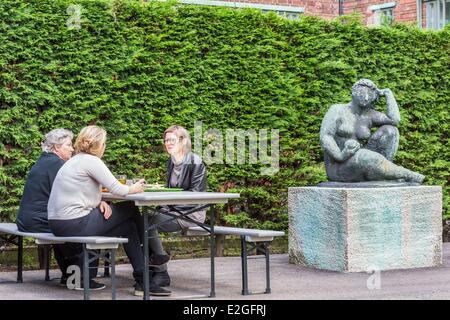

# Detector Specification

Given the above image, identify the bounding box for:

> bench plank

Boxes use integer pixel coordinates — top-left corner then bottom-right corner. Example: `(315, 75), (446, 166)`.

(185, 226), (285, 238)
(0, 223), (128, 245)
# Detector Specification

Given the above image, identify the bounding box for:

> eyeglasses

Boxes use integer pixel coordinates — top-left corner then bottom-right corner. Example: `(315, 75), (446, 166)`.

(163, 137), (182, 145)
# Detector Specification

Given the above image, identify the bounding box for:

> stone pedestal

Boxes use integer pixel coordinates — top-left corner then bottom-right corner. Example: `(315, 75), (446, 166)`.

(288, 186), (442, 272)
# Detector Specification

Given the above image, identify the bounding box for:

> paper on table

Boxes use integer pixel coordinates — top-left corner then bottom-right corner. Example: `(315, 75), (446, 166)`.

(144, 183), (165, 189)
(144, 184), (183, 192)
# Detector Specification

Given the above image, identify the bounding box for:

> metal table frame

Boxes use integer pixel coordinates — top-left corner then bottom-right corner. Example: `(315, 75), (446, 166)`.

(102, 191), (240, 300)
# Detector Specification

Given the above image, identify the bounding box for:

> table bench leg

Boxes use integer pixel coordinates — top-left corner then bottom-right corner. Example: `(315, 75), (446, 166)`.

(17, 236), (23, 283)
(264, 242), (271, 294)
(83, 245), (90, 300)
(240, 239), (272, 295)
(209, 206), (216, 298)
(81, 247), (116, 300)
(44, 245), (51, 281)
(143, 207), (150, 300)
(240, 236), (250, 295)
(110, 249), (116, 300)
(104, 252), (110, 277)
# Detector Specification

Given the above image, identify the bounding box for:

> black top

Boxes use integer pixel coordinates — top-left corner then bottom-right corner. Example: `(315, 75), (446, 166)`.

(160, 152), (207, 215)
(16, 152), (65, 233)
(166, 152), (207, 192)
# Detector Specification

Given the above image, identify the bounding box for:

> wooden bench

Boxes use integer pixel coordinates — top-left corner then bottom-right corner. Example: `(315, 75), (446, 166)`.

(185, 226), (285, 295)
(0, 223), (127, 300)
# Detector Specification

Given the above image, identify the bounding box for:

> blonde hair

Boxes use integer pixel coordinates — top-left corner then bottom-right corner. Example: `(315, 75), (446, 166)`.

(163, 125), (192, 154)
(74, 125), (107, 157)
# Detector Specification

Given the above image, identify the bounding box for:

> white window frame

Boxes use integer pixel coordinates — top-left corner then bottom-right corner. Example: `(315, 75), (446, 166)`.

(368, 2), (397, 26)
(424, 0), (450, 29)
(178, 0), (304, 19)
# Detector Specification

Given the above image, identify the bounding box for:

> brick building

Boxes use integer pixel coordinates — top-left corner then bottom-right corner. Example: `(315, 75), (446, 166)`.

(179, 0), (450, 29)
(342, 0), (449, 29)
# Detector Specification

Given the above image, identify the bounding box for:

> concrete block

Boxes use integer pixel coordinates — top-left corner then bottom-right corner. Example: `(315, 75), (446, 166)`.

(288, 186), (442, 272)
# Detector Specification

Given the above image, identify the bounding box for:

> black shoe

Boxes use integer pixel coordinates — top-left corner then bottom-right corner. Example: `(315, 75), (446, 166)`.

(152, 270), (171, 287)
(59, 276), (67, 287)
(74, 280), (106, 291)
(133, 281), (171, 297)
(149, 254), (170, 267)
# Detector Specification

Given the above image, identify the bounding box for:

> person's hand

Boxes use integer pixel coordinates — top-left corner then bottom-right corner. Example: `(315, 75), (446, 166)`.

(99, 201), (112, 220)
(128, 179), (145, 194)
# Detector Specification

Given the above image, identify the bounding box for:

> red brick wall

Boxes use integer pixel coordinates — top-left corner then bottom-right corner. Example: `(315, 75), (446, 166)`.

(343, 0), (418, 25)
(220, 0), (340, 19)
(298, 0), (340, 19)
(214, 0), (422, 26)
(421, 1), (427, 28)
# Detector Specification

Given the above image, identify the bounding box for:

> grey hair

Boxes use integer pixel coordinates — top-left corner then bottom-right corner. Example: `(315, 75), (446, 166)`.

(41, 128), (74, 152)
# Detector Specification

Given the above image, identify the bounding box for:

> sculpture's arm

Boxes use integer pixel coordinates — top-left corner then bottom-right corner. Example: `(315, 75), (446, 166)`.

(320, 134), (347, 162)
(320, 109), (359, 162)
(371, 88), (400, 126)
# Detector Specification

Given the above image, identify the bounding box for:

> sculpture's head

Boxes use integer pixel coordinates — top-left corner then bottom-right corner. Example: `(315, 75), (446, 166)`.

(351, 79), (379, 109)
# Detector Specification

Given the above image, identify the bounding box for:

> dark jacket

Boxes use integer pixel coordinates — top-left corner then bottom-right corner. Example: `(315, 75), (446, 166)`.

(161, 152), (207, 227)
(166, 152), (207, 192)
(16, 152), (65, 233)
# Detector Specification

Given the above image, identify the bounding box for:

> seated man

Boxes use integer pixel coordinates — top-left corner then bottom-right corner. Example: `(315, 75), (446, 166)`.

(16, 128), (102, 289)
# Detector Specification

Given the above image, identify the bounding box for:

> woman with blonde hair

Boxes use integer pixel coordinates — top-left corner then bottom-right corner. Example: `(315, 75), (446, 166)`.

(48, 125), (170, 296)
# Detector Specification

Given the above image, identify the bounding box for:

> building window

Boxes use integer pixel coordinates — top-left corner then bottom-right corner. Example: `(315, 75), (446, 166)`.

(178, 0), (304, 20)
(425, 0), (450, 29)
(261, 9), (301, 20)
(375, 8), (394, 25)
(368, 2), (396, 26)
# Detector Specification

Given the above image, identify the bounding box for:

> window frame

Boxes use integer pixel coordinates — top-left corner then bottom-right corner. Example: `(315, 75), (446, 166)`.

(368, 2), (397, 26)
(178, 0), (304, 19)
(421, 0), (450, 29)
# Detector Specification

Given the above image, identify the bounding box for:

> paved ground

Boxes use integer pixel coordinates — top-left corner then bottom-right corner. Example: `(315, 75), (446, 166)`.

(1, 243), (450, 300)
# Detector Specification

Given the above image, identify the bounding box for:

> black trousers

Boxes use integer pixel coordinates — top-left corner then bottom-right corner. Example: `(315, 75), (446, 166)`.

(52, 243), (84, 278)
(49, 201), (145, 283)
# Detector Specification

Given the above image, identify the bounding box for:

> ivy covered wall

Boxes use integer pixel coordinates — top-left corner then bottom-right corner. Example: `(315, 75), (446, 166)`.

(0, 0), (448, 230)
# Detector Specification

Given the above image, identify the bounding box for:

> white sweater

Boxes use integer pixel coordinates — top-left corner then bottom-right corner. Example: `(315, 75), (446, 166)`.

(48, 153), (129, 220)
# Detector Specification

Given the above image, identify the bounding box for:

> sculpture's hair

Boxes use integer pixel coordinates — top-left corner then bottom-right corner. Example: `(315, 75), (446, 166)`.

(163, 125), (192, 154)
(352, 78), (378, 92)
(41, 129), (74, 153)
(74, 125), (107, 158)
(352, 79), (381, 104)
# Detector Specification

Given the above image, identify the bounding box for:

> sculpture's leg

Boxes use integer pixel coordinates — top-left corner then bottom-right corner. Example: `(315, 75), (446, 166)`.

(356, 149), (424, 183)
(366, 125), (399, 161)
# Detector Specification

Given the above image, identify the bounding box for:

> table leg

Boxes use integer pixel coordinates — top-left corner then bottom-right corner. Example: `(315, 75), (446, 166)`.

(110, 249), (116, 300)
(83, 244), (89, 300)
(241, 236), (249, 295)
(17, 236), (23, 283)
(210, 205), (216, 298)
(143, 206), (150, 300)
